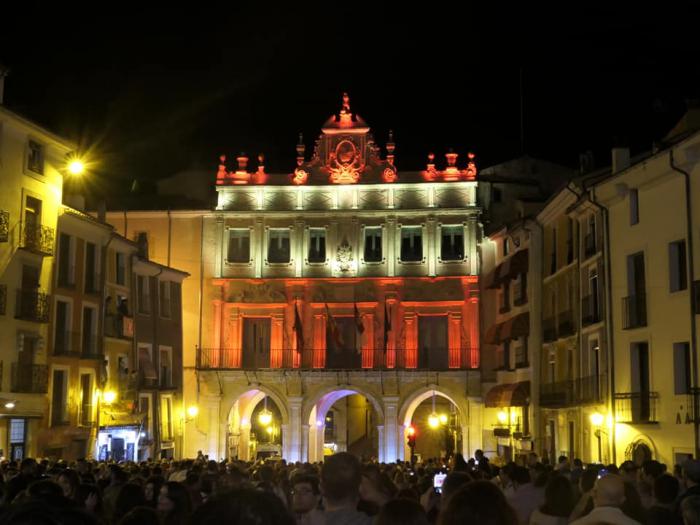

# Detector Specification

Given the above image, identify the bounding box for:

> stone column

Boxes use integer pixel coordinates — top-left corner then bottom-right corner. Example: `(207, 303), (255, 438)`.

(377, 425), (385, 463)
(254, 218), (264, 278)
(287, 397), (303, 462)
(383, 396), (400, 462)
(281, 424), (290, 460)
(301, 424), (310, 462)
(239, 422), (251, 461)
(215, 215), (224, 278)
(202, 395), (222, 460)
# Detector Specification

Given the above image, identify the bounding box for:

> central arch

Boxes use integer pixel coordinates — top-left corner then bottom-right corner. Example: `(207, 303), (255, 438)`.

(304, 385), (385, 463)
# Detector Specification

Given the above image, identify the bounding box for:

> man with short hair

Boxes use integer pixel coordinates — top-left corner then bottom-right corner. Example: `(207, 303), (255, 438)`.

(292, 473), (323, 525)
(679, 459), (700, 517)
(320, 453), (372, 525)
(506, 465), (544, 525)
(648, 474), (681, 525)
(570, 474), (642, 525)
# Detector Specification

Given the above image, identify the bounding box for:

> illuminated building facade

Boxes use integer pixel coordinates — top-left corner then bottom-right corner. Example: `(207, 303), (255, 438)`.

(107, 95), (483, 461)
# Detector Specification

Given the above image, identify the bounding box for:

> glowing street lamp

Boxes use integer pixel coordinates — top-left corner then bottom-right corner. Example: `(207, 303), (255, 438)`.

(428, 413), (440, 429)
(258, 396), (273, 426)
(68, 159), (85, 176)
(497, 410), (508, 425)
(102, 390), (117, 405)
(187, 405), (199, 418)
(439, 413), (448, 425)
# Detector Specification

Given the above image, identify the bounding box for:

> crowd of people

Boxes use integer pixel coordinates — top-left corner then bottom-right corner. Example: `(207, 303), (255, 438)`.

(1, 450), (700, 524)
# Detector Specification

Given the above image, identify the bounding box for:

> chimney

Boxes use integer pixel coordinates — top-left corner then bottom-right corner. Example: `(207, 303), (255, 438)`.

(0, 65), (8, 105)
(97, 200), (107, 223)
(612, 147), (630, 174)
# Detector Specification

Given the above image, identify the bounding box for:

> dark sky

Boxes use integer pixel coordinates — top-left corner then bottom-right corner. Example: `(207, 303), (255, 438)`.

(1, 2), (698, 199)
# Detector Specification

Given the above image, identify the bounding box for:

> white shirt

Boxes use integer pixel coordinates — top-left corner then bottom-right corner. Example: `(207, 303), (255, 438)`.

(570, 506), (642, 525)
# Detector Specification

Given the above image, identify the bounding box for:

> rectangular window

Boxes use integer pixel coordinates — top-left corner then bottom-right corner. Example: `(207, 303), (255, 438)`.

(308, 228), (326, 263)
(54, 300), (70, 355)
(27, 140), (44, 174)
(159, 281), (171, 318)
(139, 395), (151, 438)
(85, 242), (97, 293)
(57, 234), (73, 287)
(400, 226), (423, 262)
(441, 225), (464, 261)
(268, 229), (291, 263)
(116, 252), (126, 286)
(630, 188), (639, 225)
(159, 347), (173, 388)
(82, 306), (96, 356)
(80, 374), (92, 426)
(161, 396), (173, 441)
(227, 229), (250, 263)
(670, 240), (688, 292)
(137, 276), (150, 314)
(674, 342), (692, 394)
(364, 227), (382, 262)
(51, 369), (68, 426)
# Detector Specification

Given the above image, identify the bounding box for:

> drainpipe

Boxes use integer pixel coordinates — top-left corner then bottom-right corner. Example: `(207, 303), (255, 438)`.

(669, 149), (699, 458)
(587, 186), (617, 464)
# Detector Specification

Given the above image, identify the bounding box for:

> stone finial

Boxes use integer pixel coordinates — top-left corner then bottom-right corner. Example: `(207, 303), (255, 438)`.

(296, 133), (306, 166)
(236, 153), (249, 172)
(386, 130), (395, 156)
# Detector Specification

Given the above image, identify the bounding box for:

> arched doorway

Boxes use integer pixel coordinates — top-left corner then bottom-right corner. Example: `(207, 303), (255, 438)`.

(399, 388), (467, 462)
(305, 388), (384, 463)
(228, 388), (286, 461)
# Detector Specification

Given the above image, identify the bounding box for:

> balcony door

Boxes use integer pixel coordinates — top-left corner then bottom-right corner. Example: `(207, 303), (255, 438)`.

(631, 342), (650, 420)
(627, 252), (646, 299)
(326, 317), (361, 369)
(242, 318), (271, 369)
(418, 315), (448, 370)
(24, 196), (41, 232)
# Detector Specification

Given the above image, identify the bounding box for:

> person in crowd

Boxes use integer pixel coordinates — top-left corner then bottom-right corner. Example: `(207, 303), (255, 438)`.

(529, 474), (575, 525)
(5, 458), (39, 503)
(158, 481), (192, 525)
(568, 466), (599, 521)
(680, 459), (700, 511)
(359, 464), (395, 515)
(682, 495), (700, 525)
(621, 479), (647, 524)
(144, 475), (165, 508)
(570, 474), (642, 525)
(648, 473), (681, 525)
(441, 471), (473, 504)
(56, 469), (81, 502)
(474, 450), (491, 475)
(438, 480), (518, 525)
(291, 473), (324, 525)
(320, 452), (372, 525)
(76, 483), (102, 516)
(190, 488), (296, 525)
(376, 499), (429, 525)
(114, 483), (147, 523)
(118, 506), (161, 525)
(506, 465), (544, 525)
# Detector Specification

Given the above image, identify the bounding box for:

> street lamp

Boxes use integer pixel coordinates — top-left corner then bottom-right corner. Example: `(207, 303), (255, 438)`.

(258, 396), (273, 426)
(187, 405), (199, 419)
(590, 412), (604, 462)
(497, 410), (508, 425)
(102, 390), (117, 405)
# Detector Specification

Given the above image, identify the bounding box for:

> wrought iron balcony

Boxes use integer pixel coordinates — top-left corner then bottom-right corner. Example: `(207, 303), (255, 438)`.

(53, 331), (81, 358)
(540, 380), (575, 408)
(577, 374), (607, 404)
(558, 310), (575, 337)
(11, 363), (48, 393)
(543, 317), (557, 342)
(80, 335), (102, 359)
(21, 222), (54, 255)
(623, 294), (647, 329)
(584, 232), (597, 259)
(196, 347), (480, 371)
(15, 289), (50, 323)
(0, 210), (8, 243)
(582, 294), (602, 326)
(104, 314), (134, 339)
(614, 392), (658, 423)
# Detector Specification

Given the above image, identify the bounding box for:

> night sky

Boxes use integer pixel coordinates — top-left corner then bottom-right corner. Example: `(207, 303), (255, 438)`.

(1, 3), (698, 203)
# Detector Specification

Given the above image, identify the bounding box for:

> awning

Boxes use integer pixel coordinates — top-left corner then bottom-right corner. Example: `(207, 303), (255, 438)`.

(99, 409), (145, 429)
(485, 381), (531, 407)
(500, 312), (530, 341)
(487, 249), (529, 288)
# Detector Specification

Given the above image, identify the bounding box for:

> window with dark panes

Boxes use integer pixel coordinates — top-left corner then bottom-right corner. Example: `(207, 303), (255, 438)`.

(400, 226), (422, 262)
(227, 229), (250, 263)
(27, 141), (44, 174)
(441, 225), (464, 261)
(308, 228), (326, 263)
(364, 227), (382, 262)
(268, 229), (291, 263)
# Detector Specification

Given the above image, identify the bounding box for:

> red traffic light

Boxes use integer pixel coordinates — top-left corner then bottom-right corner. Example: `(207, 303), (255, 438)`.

(407, 425), (416, 436)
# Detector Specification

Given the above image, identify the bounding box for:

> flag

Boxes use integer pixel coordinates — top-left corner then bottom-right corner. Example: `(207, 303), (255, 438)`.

(294, 302), (304, 354)
(354, 303), (365, 355)
(325, 303), (343, 352)
(383, 301), (392, 353)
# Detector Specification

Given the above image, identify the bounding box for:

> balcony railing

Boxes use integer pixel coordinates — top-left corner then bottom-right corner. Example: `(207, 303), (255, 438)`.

(0, 284), (6, 315)
(540, 375), (607, 407)
(11, 363), (48, 393)
(15, 289), (50, 323)
(81, 335), (101, 359)
(584, 232), (597, 259)
(53, 331), (81, 358)
(623, 294), (647, 329)
(21, 222), (54, 255)
(0, 210), (8, 242)
(196, 347), (479, 371)
(582, 295), (601, 326)
(104, 314), (134, 339)
(558, 310), (575, 337)
(543, 317), (557, 343)
(614, 392), (659, 423)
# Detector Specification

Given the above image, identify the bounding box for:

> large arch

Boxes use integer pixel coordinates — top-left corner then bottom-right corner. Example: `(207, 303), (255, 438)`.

(226, 385), (289, 461)
(303, 384), (385, 463)
(398, 385), (470, 461)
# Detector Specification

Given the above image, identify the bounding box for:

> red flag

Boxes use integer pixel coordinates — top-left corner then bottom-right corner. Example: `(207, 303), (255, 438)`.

(354, 303), (365, 355)
(325, 303), (343, 352)
(384, 301), (392, 353)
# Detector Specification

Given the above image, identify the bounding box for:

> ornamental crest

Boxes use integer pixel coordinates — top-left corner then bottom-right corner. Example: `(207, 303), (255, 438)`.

(328, 140), (365, 184)
(335, 238), (354, 272)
